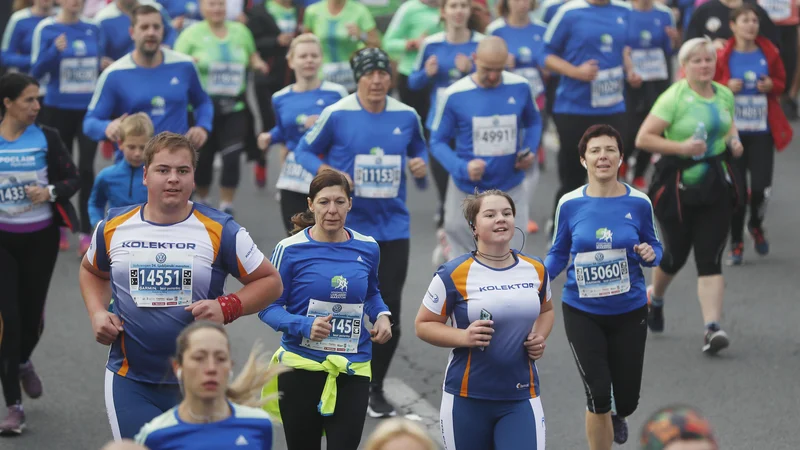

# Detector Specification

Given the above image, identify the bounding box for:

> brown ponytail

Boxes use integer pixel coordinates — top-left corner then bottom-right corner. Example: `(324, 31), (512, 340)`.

(289, 169), (352, 235)
(290, 210), (316, 235)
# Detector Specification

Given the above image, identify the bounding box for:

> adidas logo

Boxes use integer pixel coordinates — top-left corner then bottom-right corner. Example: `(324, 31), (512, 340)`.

(170, 77), (179, 85)
(508, 97), (516, 104)
(393, 127), (402, 135)
(357, 256), (364, 262)
(316, 99), (324, 105)
(235, 435), (249, 446)
(625, 212), (632, 220)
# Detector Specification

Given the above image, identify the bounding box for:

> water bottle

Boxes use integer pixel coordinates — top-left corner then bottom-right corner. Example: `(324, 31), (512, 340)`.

(414, 175), (428, 190)
(692, 122), (707, 161)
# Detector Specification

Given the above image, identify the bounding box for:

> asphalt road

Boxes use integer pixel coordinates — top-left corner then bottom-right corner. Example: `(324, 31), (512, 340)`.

(4, 124), (800, 450)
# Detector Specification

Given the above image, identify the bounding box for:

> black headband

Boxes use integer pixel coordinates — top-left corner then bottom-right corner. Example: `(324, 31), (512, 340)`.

(350, 48), (392, 82)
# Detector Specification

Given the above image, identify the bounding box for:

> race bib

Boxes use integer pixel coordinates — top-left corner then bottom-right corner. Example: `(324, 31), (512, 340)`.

(761, 0), (792, 21)
(129, 249), (194, 308)
(207, 62), (246, 97)
(276, 18), (297, 34)
(631, 49), (668, 82)
(472, 114), (518, 157)
(574, 248), (631, 298)
(0, 172), (38, 216)
(354, 154), (402, 198)
(275, 152), (314, 194)
(59, 57), (97, 94)
(322, 62), (356, 92)
(734, 95), (768, 132)
(301, 299), (363, 354)
(591, 66), (624, 108)
(514, 67), (545, 97)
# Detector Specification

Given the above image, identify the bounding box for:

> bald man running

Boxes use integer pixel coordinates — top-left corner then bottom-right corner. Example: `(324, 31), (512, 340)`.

(429, 36), (543, 259)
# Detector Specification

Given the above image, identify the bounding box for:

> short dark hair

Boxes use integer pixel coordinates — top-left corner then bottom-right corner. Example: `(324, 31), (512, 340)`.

(0, 72), (39, 115)
(730, 3), (759, 23)
(131, 4), (162, 27)
(578, 124), (624, 159)
(290, 169), (352, 235)
(144, 132), (197, 168)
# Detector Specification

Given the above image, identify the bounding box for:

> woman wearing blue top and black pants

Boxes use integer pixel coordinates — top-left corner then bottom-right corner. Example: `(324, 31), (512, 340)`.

(260, 170), (393, 450)
(546, 125), (662, 450)
(0, 73), (79, 435)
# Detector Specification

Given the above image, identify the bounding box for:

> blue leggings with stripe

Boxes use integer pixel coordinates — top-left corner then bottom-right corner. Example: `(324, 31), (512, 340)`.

(104, 369), (181, 440)
(440, 392), (546, 450)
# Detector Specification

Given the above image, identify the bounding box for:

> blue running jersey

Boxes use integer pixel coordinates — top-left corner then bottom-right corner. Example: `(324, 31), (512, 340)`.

(627, 3), (675, 83)
(1, 8), (53, 72)
(728, 48), (770, 134)
(0, 125), (53, 229)
(487, 18), (548, 99)
(94, 0), (177, 61)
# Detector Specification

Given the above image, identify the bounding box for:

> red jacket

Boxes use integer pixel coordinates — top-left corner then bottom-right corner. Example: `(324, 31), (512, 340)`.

(714, 36), (793, 151)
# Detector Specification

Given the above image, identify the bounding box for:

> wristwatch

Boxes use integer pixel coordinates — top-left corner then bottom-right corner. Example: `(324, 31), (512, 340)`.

(47, 185), (57, 202)
(378, 312), (394, 327)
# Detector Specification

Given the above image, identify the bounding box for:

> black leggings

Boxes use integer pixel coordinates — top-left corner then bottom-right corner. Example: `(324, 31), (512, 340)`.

(195, 110), (248, 189)
(0, 225), (59, 406)
(253, 81), (278, 167)
(658, 191), (731, 276)
(39, 106), (96, 234)
(562, 303), (647, 417)
(778, 25), (798, 90)
(622, 110), (652, 179)
(552, 113), (627, 221)
(278, 370), (370, 450)
(279, 189), (308, 235)
(370, 239), (410, 391)
(730, 133), (774, 243)
(422, 128), (449, 215)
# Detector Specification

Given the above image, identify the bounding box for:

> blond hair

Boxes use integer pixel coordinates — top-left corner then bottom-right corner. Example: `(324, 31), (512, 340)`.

(364, 419), (438, 450)
(286, 33), (322, 60)
(143, 132), (197, 169)
(119, 112), (155, 142)
(678, 37), (716, 67)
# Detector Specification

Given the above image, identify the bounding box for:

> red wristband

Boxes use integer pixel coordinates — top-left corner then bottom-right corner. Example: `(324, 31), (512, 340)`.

(217, 294), (243, 324)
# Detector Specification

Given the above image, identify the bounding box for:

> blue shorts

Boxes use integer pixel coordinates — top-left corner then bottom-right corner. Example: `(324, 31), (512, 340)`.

(440, 392), (546, 450)
(104, 369), (181, 440)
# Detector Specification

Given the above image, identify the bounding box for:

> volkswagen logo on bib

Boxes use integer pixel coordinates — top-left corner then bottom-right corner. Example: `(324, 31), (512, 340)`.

(595, 253), (604, 262)
(155, 253), (167, 264)
(333, 304), (343, 313)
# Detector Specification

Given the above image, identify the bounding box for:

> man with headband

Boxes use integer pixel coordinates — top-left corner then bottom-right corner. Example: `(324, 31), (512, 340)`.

(294, 46), (428, 418)
(429, 36), (542, 260)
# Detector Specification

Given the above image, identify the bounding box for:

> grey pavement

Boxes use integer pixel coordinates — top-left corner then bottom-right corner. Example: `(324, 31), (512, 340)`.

(4, 126), (800, 450)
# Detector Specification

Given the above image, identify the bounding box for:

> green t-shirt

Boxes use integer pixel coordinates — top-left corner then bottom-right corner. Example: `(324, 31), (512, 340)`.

(382, 0), (443, 75)
(266, 1), (298, 34)
(358, 0), (405, 21)
(174, 21), (257, 112)
(303, 0), (376, 91)
(650, 79), (735, 185)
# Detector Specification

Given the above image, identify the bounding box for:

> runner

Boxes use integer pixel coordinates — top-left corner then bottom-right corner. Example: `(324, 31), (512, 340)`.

(408, 0), (484, 229)
(636, 37), (743, 354)
(30, 0), (106, 255)
(134, 321), (281, 449)
(174, 0), (269, 216)
(685, 0), (778, 50)
(293, 47), (428, 418)
(83, 5), (214, 153)
(94, 0), (177, 62)
(364, 418), (438, 450)
(259, 170), (393, 450)
(302, 0), (380, 92)
(0, 73), (79, 435)
(79, 132), (283, 440)
(88, 113), (152, 229)
(713, 3), (792, 264)
(546, 124), (662, 449)
(160, 0), (204, 32)
(429, 36), (541, 261)
(415, 189), (552, 450)
(624, 0), (677, 189)
(541, 0), (640, 239)
(1, 0), (54, 75)
(487, 0), (549, 233)
(755, 0), (799, 118)
(255, 33), (348, 234)
(247, 0), (299, 188)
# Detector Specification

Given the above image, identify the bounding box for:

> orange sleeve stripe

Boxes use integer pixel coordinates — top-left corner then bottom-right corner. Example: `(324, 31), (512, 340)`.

(528, 361), (538, 398)
(117, 325), (129, 377)
(193, 210), (223, 261)
(460, 349), (472, 397)
(439, 299), (447, 316)
(519, 255), (547, 302)
(103, 206), (141, 255)
(237, 257), (246, 277)
(451, 259), (473, 302)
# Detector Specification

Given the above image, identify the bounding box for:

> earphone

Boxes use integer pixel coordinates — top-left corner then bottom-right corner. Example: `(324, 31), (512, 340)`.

(176, 368), (182, 379)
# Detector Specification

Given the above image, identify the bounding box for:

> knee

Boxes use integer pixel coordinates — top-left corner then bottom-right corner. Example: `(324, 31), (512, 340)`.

(614, 394), (639, 418)
(586, 390), (613, 415)
(660, 249), (688, 275)
(696, 260), (722, 276)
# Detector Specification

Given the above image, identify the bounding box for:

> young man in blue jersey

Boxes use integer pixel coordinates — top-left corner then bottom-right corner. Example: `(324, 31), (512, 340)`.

(430, 36), (542, 262)
(83, 4), (213, 151)
(94, 0), (178, 61)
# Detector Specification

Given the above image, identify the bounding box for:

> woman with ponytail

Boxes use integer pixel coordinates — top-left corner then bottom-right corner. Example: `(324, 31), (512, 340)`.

(134, 320), (285, 449)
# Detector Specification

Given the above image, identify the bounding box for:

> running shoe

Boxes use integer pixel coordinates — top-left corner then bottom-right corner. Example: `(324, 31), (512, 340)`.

(59, 227), (70, 251)
(367, 389), (397, 418)
(611, 414), (629, 444)
(78, 233), (91, 257)
(702, 328), (730, 355)
(254, 163), (267, 189)
(527, 219), (539, 234)
(632, 176), (646, 190)
(0, 405), (25, 436)
(646, 285), (664, 333)
(19, 362), (42, 399)
(748, 225), (769, 256)
(727, 242), (744, 266)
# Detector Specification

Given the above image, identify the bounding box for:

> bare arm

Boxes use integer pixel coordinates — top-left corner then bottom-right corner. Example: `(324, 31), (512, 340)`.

(234, 259), (284, 316)
(544, 54), (578, 78)
(635, 114), (685, 155)
(533, 303), (555, 340)
(415, 305), (466, 348)
(80, 257), (112, 317)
